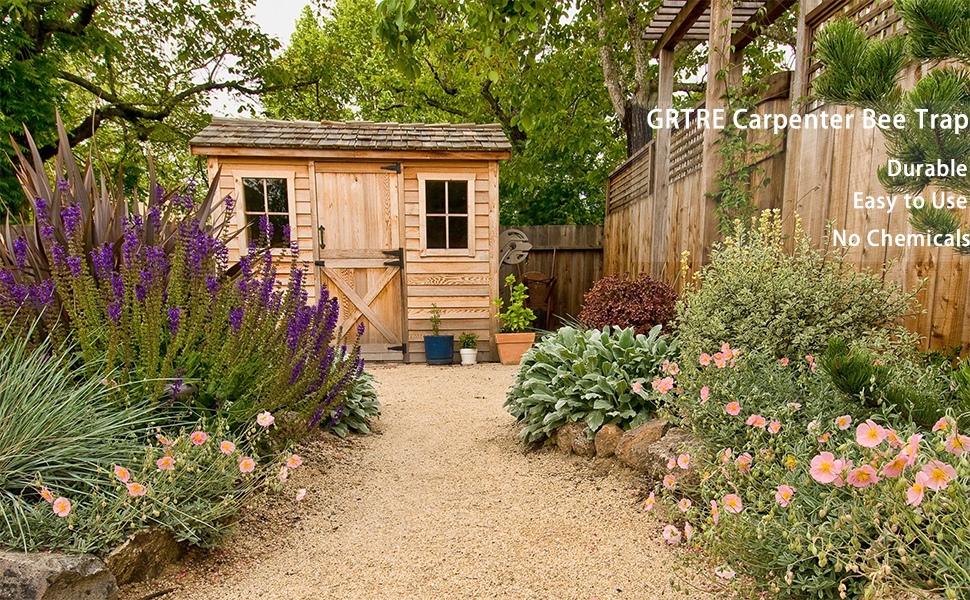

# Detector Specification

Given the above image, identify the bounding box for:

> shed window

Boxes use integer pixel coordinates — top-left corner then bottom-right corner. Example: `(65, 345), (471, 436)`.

(243, 177), (290, 247)
(425, 180), (470, 250)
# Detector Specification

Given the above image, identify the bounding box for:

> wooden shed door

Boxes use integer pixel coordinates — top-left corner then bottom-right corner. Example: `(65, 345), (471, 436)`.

(315, 169), (404, 361)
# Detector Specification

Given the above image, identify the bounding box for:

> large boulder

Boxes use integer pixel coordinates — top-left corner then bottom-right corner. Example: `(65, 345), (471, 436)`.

(615, 419), (668, 470)
(105, 527), (185, 586)
(594, 424), (624, 458)
(555, 421), (590, 455)
(0, 552), (118, 600)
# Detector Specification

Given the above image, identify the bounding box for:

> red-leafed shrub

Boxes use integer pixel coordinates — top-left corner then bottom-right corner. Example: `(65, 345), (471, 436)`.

(578, 273), (677, 335)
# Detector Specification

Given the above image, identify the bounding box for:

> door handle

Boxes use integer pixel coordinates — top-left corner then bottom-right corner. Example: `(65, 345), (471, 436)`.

(318, 225), (326, 250)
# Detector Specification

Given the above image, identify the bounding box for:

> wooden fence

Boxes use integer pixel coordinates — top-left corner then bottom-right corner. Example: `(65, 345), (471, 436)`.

(605, 58), (970, 351)
(499, 225), (603, 328)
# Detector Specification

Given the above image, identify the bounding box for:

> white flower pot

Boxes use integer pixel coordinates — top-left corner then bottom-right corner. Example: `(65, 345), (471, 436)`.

(460, 348), (478, 365)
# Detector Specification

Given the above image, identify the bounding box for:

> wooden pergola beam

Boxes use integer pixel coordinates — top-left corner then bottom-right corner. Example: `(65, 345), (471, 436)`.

(650, 0), (710, 58)
(731, 0), (799, 50)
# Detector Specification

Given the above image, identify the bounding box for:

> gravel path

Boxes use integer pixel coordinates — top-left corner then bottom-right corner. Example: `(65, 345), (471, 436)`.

(123, 364), (717, 600)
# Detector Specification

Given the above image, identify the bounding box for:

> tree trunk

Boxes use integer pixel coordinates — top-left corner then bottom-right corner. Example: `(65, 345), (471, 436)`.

(624, 101), (653, 155)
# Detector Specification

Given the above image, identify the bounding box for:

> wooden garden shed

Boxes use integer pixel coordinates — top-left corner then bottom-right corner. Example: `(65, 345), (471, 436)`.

(189, 118), (511, 363)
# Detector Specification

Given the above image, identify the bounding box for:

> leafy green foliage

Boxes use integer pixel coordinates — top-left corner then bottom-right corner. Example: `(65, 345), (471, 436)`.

(430, 303), (442, 337)
(459, 332), (479, 349)
(676, 211), (919, 376)
(494, 274), (536, 333)
(814, 2), (970, 254)
(326, 369), (380, 438)
(505, 325), (678, 443)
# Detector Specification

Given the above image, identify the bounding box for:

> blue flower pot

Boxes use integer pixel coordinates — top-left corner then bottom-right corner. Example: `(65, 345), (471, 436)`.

(424, 335), (454, 365)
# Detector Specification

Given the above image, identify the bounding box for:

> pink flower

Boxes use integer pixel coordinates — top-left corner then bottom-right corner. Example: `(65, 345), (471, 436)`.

(921, 460), (957, 490)
(663, 474), (676, 490)
(721, 342), (731, 353)
(40, 487), (54, 503)
(126, 482), (147, 497)
(778, 357), (789, 366)
(678, 498), (692, 512)
(846, 465), (881, 488)
(723, 494), (743, 514)
(644, 491), (656, 511)
(700, 386), (710, 404)
(735, 453), (752, 473)
(632, 381), (642, 394)
(907, 472), (929, 507)
(945, 434), (970, 456)
(52, 497), (71, 517)
(881, 454), (908, 478)
(667, 457), (677, 470)
(713, 353), (728, 369)
(725, 402), (741, 416)
(805, 354), (814, 364)
(296, 488), (307, 501)
(933, 417), (955, 433)
(156, 456), (175, 471)
(746, 414), (766, 428)
(278, 466), (289, 482)
(239, 457), (256, 473)
(768, 420), (781, 434)
(654, 377), (675, 394)
(190, 431), (208, 446)
(677, 454), (690, 469)
(788, 402), (802, 411)
(884, 428), (904, 447)
(662, 525), (681, 545)
(667, 362), (680, 376)
(835, 415), (852, 430)
(856, 419), (886, 448)
(710, 500), (720, 524)
(220, 440), (236, 454)
(256, 412), (275, 427)
(817, 432), (831, 444)
(775, 485), (795, 507)
(684, 521), (693, 541)
(699, 353), (711, 366)
(287, 454), (303, 469)
(156, 434), (174, 446)
(719, 448), (733, 464)
(899, 434), (923, 466)
(809, 452), (844, 484)
(113, 465), (131, 483)
(715, 566), (736, 579)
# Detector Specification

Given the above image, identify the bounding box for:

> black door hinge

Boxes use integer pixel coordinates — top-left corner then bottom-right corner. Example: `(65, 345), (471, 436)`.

(314, 260), (326, 267)
(388, 344), (406, 353)
(381, 163), (402, 173)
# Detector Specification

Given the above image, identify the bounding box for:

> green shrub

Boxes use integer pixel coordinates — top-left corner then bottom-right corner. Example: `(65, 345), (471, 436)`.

(505, 325), (678, 443)
(327, 369), (380, 437)
(494, 274), (536, 333)
(676, 210), (918, 377)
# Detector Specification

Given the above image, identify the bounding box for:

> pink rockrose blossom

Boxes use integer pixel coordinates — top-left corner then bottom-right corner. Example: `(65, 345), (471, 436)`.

(922, 460), (957, 490)
(156, 456), (174, 471)
(667, 362), (680, 376)
(933, 417), (955, 433)
(884, 428), (904, 447)
(725, 402), (741, 416)
(835, 415), (852, 431)
(662, 525), (681, 545)
(817, 432), (831, 444)
(113, 465), (131, 483)
(710, 499), (720, 524)
(663, 474), (676, 490)
(719, 448), (733, 464)
(644, 491), (656, 511)
(715, 566), (736, 579)
(768, 420), (781, 434)
(667, 457), (677, 470)
(52, 497), (71, 517)
(809, 452), (844, 484)
(775, 485), (795, 507)
(846, 465), (881, 488)
(296, 489), (307, 501)
(900, 434), (923, 466)
(126, 482), (147, 497)
(946, 434), (970, 456)
(746, 414), (766, 428)
(723, 494), (743, 514)
(654, 377), (674, 394)
(881, 454), (908, 478)
(700, 386), (710, 403)
(684, 521), (693, 541)
(778, 357), (789, 366)
(190, 431), (208, 446)
(907, 472), (929, 507)
(677, 453), (690, 469)
(278, 466), (289, 482)
(239, 457), (256, 473)
(256, 412), (275, 427)
(856, 419), (886, 448)
(286, 454), (303, 469)
(40, 487), (54, 503)
(632, 381), (642, 394)
(735, 453), (752, 473)
(699, 353), (711, 366)
(713, 353), (728, 369)
(678, 498), (692, 512)
(787, 402), (802, 411)
(156, 434), (174, 446)
(220, 440), (236, 454)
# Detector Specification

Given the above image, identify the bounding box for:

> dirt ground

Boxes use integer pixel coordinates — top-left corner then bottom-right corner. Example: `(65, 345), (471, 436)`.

(121, 363), (722, 600)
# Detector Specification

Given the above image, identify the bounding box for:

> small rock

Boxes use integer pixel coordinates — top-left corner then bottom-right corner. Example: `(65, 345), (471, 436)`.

(0, 551), (118, 600)
(571, 432), (595, 457)
(556, 421), (589, 455)
(615, 419), (668, 469)
(105, 527), (185, 586)
(594, 424), (624, 458)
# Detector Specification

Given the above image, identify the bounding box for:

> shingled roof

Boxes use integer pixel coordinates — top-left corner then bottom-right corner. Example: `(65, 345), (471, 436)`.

(190, 118), (512, 152)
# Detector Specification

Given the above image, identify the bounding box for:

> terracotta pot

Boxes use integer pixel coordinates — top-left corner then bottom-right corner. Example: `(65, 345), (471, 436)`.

(494, 332), (536, 365)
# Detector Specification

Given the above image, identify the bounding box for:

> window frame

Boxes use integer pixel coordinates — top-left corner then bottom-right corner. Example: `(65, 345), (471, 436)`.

(417, 173), (476, 257)
(232, 170), (298, 255)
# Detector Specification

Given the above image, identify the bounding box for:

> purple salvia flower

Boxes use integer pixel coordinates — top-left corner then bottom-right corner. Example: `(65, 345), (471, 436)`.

(50, 244), (67, 270)
(90, 242), (114, 280)
(282, 224), (291, 246)
(41, 225), (54, 243)
(61, 204), (81, 237)
(168, 306), (180, 336)
(12, 237), (28, 269)
(66, 256), (83, 278)
(289, 359), (305, 384)
(356, 322), (366, 336)
(229, 306), (244, 333)
(135, 284), (147, 303)
(30, 280), (55, 309)
(154, 184), (165, 206)
(35, 198), (49, 223)
(224, 195), (235, 213)
(111, 274), (124, 300)
(259, 215), (273, 243)
(56, 178), (70, 193)
(148, 205), (162, 232)
(107, 301), (122, 323)
(206, 275), (219, 296)
(122, 224), (139, 265)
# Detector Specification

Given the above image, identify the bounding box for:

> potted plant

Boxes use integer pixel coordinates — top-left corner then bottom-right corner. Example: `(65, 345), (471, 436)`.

(423, 304), (454, 365)
(459, 333), (479, 365)
(493, 274), (537, 365)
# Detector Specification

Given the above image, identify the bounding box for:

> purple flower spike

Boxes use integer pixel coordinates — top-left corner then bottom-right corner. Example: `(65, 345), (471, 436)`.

(66, 256), (83, 277)
(56, 178), (70, 193)
(168, 306), (180, 336)
(229, 306), (244, 333)
(12, 237), (28, 269)
(61, 204), (82, 237)
(135, 284), (147, 303)
(90, 242), (114, 280)
(107, 301), (122, 323)
(35, 198), (49, 223)
(356, 322), (366, 336)
(224, 195), (236, 213)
